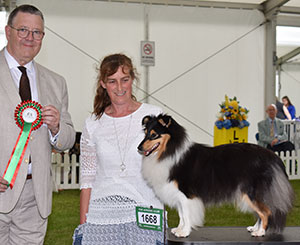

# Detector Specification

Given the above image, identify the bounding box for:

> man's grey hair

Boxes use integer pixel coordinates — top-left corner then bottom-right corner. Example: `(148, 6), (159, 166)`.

(7, 4), (44, 26)
(270, 104), (277, 110)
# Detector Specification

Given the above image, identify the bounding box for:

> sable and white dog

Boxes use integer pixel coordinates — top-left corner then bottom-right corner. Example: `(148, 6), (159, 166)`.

(137, 114), (294, 238)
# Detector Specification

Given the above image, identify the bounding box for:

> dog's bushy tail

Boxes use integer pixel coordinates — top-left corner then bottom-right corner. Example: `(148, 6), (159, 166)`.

(267, 162), (294, 233)
(268, 210), (287, 233)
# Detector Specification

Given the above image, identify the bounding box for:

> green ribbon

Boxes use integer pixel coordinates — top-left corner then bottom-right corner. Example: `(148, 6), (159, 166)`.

(4, 123), (32, 186)
(3, 101), (43, 188)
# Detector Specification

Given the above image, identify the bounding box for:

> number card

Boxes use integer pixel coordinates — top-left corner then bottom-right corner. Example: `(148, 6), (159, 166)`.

(136, 206), (163, 231)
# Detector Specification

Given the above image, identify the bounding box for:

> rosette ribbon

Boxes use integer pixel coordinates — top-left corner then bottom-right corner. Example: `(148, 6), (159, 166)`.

(3, 101), (43, 188)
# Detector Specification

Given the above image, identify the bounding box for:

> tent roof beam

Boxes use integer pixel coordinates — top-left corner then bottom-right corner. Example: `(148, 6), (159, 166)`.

(87, 0), (263, 10)
(277, 47), (300, 66)
(279, 6), (300, 15)
(262, 0), (290, 15)
(277, 14), (300, 27)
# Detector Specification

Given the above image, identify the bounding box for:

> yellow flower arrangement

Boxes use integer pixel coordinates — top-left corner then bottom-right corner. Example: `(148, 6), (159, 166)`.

(215, 95), (249, 129)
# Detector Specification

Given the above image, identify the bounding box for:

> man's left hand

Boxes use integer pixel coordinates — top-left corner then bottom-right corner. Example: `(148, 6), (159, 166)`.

(42, 105), (60, 136)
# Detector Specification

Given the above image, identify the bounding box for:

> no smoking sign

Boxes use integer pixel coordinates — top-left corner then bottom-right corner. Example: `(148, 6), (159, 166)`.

(143, 43), (152, 55)
(141, 41), (155, 66)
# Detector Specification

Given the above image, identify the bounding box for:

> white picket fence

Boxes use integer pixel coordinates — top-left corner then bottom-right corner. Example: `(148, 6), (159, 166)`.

(277, 150), (300, 180)
(51, 153), (80, 191)
(51, 149), (300, 191)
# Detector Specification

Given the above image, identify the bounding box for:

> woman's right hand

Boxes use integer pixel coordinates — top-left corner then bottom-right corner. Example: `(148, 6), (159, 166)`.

(80, 188), (91, 224)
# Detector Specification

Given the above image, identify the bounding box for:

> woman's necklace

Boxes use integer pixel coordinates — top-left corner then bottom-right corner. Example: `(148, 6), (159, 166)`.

(113, 115), (132, 172)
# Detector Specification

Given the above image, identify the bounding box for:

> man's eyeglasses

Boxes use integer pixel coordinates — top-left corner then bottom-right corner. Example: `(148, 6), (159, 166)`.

(10, 26), (45, 40)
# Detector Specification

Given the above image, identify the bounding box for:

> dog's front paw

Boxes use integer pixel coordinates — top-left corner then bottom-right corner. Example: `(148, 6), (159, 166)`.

(171, 227), (180, 234)
(251, 229), (265, 237)
(247, 226), (255, 232)
(247, 220), (260, 233)
(171, 227), (191, 237)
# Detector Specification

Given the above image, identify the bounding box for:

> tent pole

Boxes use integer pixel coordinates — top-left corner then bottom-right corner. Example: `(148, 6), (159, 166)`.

(264, 16), (277, 112)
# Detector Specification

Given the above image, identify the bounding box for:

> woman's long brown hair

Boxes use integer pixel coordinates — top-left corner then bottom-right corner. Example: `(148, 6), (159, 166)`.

(93, 54), (138, 119)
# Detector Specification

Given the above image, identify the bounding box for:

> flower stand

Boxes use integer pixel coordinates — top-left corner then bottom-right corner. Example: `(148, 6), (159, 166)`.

(214, 126), (248, 146)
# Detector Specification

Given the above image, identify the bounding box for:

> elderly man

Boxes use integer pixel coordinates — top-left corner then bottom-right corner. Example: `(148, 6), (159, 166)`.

(0, 4), (75, 244)
(258, 104), (294, 153)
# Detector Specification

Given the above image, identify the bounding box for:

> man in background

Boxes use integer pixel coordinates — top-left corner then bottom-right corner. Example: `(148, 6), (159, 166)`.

(0, 4), (75, 244)
(258, 104), (294, 153)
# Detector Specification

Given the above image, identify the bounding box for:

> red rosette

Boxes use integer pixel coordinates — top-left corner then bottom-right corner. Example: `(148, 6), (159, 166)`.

(14, 100), (43, 131)
(3, 100), (43, 189)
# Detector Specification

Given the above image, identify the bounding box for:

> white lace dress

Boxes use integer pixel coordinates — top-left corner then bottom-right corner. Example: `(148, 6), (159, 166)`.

(74, 104), (165, 245)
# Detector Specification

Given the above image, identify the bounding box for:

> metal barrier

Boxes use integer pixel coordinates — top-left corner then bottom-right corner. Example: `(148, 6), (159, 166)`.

(282, 120), (300, 150)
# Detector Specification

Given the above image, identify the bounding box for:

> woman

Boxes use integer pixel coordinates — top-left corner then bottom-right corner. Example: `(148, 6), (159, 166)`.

(73, 54), (165, 244)
(282, 95), (296, 119)
(276, 98), (291, 120)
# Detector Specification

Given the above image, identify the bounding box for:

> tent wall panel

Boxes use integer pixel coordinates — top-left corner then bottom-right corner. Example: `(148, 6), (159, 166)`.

(17, 0), (266, 144)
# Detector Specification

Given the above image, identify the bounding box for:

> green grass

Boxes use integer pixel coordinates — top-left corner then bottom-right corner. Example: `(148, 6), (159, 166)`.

(44, 190), (80, 245)
(44, 180), (300, 245)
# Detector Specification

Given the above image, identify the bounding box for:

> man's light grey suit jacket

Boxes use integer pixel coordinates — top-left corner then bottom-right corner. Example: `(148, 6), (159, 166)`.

(0, 49), (75, 218)
(257, 117), (287, 148)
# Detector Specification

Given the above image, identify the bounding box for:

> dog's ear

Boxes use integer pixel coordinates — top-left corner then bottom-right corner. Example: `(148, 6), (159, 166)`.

(158, 114), (171, 128)
(142, 115), (152, 127)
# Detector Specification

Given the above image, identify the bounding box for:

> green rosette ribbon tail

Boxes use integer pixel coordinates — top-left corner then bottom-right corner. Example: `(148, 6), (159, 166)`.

(3, 101), (43, 188)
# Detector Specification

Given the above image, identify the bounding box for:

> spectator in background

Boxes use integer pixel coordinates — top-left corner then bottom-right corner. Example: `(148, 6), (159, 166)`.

(276, 97), (291, 120)
(257, 104), (294, 154)
(282, 95), (296, 119)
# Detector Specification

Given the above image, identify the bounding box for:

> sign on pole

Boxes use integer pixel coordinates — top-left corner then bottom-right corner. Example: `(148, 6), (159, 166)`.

(141, 41), (155, 66)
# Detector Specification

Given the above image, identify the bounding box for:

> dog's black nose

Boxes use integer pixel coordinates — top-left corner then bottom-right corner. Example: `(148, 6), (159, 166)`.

(137, 144), (143, 152)
(137, 141), (144, 153)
